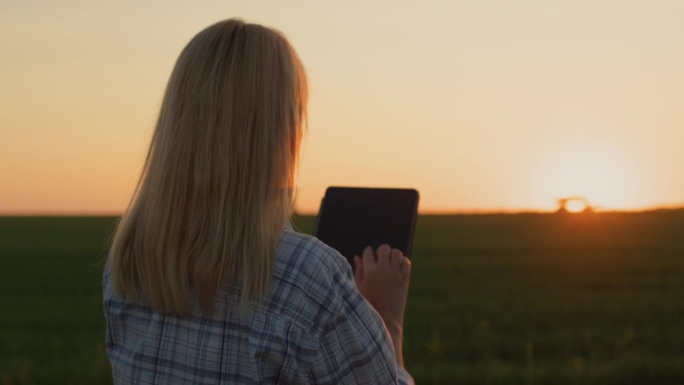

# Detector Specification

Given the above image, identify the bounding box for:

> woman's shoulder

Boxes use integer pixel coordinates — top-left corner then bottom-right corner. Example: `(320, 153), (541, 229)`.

(277, 229), (351, 276)
(269, 229), (356, 329)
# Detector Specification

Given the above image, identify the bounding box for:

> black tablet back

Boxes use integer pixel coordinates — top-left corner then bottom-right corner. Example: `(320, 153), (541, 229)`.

(314, 187), (419, 268)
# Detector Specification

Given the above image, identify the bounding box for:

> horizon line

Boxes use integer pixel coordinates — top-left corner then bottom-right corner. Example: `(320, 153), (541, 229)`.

(2, 204), (683, 217)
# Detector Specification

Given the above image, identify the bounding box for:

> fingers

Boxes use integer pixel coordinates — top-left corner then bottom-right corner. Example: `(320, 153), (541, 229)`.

(401, 256), (412, 280)
(389, 248), (403, 265)
(361, 244), (408, 274)
(376, 244), (391, 264)
(361, 246), (374, 270)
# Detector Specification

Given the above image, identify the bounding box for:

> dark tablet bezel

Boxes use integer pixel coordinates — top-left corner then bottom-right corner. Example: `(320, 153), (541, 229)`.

(313, 187), (419, 268)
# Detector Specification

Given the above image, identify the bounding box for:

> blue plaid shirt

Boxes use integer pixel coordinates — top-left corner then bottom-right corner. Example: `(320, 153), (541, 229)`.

(104, 228), (414, 384)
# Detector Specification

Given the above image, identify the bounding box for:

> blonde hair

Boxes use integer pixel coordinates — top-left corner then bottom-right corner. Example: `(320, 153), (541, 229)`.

(109, 19), (308, 316)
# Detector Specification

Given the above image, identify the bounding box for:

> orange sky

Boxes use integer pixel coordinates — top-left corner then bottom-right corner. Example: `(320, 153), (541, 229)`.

(1, 0), (683, 214)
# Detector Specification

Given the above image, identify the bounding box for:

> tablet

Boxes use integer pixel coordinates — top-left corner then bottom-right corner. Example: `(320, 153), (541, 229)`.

(314, 187), (419, 269)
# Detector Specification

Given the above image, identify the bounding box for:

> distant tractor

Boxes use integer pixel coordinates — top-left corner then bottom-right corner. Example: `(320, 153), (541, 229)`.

(557, 196), (594, 213)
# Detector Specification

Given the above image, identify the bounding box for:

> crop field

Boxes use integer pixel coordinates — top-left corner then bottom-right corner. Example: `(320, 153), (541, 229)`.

(1, 211), (683, 384)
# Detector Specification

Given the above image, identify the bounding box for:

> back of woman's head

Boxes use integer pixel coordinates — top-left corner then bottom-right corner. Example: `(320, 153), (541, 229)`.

(110, 19), (308, 316)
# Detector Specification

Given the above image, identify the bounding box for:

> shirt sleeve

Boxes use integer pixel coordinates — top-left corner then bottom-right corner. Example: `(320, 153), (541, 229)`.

(308, 259), (415, 384)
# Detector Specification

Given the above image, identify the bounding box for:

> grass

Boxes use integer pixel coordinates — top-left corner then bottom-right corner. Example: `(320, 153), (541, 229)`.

(1, 211), (684, 384)
(0, 217), (115, 385)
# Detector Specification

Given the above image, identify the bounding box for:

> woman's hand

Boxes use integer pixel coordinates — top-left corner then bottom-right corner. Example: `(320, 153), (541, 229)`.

(353, 244), (411, 366)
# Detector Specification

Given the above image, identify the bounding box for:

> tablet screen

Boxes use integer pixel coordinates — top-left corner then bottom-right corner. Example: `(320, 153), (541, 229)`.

(314, 187), (419, 268)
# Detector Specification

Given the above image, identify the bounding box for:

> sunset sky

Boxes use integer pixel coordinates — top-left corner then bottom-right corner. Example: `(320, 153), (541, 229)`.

(1, 0), (683, 214)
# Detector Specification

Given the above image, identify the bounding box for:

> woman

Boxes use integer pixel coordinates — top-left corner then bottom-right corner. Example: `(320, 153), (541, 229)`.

(104, 19), (413, 384)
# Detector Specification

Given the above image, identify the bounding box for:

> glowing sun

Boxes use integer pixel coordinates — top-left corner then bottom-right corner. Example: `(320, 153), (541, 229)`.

(536, 142), (637, 211)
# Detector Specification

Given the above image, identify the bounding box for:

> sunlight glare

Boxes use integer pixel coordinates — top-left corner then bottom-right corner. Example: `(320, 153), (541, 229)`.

(535, 141), (638, 211)
(565, 199), (588, 213)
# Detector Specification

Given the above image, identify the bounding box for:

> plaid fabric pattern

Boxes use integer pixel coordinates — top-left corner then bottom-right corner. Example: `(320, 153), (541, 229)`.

(104, 228), (414, 384)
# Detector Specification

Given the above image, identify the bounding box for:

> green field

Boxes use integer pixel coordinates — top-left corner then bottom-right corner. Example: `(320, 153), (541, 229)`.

(1, 211), (684, 384)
